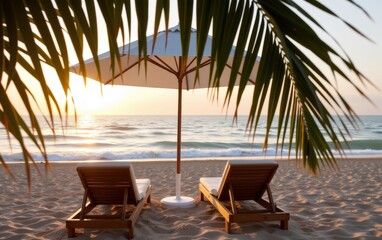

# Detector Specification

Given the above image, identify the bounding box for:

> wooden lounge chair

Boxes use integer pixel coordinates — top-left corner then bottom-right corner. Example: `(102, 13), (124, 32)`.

(66, 162), (151, 238)
(199, 160), (289, 233)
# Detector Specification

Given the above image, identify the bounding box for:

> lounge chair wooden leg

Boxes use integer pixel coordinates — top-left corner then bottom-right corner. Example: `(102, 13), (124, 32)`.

(280, 220), (288, 230)
(228, 184), (237, 214)
(225, 221), (231, 234)
(122, 188), (128, 220)
(147, 194), (151, 203)
(129, 227), (134, 239)
(200, 192), (204, 201)
(80, 188), (88, 220)
(266, 183), (276, 213)
(67, 228), (75, 238)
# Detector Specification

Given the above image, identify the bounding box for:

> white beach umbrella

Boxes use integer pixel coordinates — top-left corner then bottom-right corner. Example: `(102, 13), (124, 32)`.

(70, 24), (260, 208)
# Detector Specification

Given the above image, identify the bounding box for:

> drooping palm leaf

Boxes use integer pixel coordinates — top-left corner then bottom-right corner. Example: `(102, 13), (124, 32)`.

(1, 0), (373, 187)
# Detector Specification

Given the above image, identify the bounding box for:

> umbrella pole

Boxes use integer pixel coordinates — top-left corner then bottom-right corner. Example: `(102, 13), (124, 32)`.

(160, 59), (195, 208)
(176, 78), (182, 199)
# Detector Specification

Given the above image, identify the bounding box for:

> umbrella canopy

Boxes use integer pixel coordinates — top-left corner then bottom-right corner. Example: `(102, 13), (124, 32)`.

(71, 24), (260, 208)
(72, 24), (259, 89)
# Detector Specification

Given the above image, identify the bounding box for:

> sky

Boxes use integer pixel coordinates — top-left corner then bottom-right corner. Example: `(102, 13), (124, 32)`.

(14, 0), (382, 116)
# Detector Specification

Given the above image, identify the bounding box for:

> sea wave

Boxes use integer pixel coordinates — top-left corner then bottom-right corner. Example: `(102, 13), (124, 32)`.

(152, 141), (261, 149)
(346, 139), (382, 150)
(3, 147), (382, 162)
(105, 126), (138, 131)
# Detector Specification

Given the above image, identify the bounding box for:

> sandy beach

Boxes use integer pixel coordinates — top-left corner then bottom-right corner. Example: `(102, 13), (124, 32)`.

(1, 157), (381, 239)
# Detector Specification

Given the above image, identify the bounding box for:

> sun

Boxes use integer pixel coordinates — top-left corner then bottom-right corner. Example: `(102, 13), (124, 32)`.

(69, 74), (127, 115)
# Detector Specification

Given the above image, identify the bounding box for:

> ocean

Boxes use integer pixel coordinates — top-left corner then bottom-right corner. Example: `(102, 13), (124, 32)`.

(1, 115), (382, 162)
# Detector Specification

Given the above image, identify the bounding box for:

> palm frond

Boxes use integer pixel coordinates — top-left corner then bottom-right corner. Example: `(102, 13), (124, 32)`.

(0, 0), (374, 188)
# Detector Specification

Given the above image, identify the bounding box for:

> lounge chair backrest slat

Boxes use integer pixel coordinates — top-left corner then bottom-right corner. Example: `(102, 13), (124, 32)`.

(217, 160), (278, 201)
(77, 162), (139, 205)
